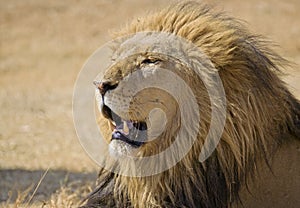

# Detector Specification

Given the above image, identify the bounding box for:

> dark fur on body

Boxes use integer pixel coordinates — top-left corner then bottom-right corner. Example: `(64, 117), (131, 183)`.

(81, 2), (300, 208)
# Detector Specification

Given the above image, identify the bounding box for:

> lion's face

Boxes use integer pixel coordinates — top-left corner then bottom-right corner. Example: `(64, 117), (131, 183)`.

(95, 54), (183, 158)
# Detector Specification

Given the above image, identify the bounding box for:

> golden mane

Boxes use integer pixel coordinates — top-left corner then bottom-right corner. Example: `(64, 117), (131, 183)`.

(82, 2), (300, 207)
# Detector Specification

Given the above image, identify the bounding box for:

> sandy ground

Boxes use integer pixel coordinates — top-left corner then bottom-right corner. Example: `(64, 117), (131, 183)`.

(0, 0), (299, 207)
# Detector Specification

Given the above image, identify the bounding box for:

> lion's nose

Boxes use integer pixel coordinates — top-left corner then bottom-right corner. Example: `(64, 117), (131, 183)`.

(93, 81), (118, 96)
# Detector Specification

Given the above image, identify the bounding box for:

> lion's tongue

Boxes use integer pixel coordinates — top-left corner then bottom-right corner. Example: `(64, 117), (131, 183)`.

(112, 120), (145, 147)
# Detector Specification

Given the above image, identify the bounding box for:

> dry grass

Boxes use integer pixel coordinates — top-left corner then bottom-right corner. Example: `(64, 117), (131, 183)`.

(1, 169), (94, 208)
(2, 182), (92, 208)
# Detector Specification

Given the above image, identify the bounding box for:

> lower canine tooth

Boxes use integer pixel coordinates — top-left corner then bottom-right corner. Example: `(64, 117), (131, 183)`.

(123, 121), (129, 135)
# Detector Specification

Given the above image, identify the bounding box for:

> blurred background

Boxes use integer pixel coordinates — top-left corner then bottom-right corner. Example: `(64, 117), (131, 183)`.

(0, 0), (299, 207)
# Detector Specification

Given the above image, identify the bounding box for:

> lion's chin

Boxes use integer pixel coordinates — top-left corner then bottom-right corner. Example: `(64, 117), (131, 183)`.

(108, 139), (140, 158)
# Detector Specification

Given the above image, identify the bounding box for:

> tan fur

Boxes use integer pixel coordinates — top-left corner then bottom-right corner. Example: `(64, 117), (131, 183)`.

(82, 2), (300, 208)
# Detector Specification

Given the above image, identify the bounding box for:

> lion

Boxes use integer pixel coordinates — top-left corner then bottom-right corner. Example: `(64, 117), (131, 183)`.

(81, 2), (300, 208)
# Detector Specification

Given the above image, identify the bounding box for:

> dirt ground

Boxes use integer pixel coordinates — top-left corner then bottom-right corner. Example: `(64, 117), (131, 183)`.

(0, 0), (299, 207)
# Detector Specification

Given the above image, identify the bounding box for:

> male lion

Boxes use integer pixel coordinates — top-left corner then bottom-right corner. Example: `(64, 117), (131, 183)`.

(81, 2), (300, 208)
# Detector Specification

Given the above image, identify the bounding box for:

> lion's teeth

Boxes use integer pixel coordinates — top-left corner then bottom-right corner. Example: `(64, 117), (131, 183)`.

(123, 121), (129, 135)
(112, 121), (116, 126)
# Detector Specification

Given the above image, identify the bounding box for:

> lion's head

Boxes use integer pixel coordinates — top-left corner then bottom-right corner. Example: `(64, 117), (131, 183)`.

(94, 34), (216, 162)
(95, 53), (184, 158)
(83, 2), (300, 208)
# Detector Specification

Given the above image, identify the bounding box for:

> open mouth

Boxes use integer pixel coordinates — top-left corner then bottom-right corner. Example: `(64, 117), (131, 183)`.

(102, 105), (147, 148)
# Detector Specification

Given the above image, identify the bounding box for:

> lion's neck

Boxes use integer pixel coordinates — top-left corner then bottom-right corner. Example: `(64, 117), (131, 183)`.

(106, 154), (232, 208)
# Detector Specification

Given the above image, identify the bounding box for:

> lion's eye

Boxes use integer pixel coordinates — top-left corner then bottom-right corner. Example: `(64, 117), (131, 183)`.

(141, 58), (160, 65)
